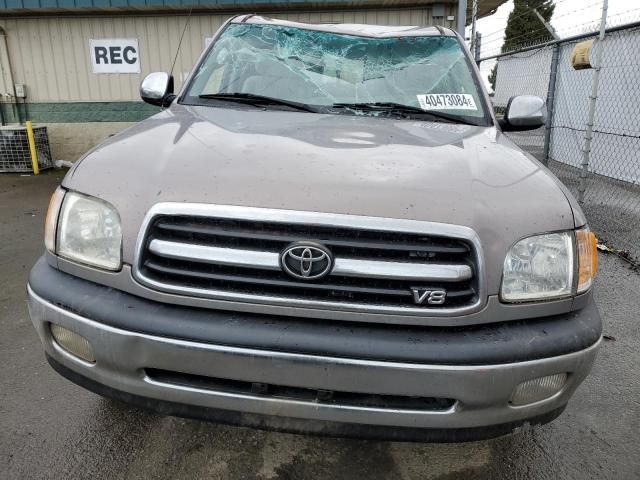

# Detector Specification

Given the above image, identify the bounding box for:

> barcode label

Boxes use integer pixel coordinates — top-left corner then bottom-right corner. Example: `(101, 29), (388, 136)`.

(417, 94), (477, 111)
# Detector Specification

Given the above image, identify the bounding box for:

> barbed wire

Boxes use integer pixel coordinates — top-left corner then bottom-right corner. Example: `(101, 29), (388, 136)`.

(605, 6), (640, 25)
(551, 125), (640, 140)
(552, 0), (604, 21)
(481, 13), (640, 58)
(477, 0), (629, 58)
(479, 0), (578, 41)
(481, 25), (554, 48)
(480, 3), (640, 54)
(481, 5), (606, 50)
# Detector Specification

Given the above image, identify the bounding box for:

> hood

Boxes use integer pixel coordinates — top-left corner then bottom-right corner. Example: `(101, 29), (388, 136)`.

(65, 103), (576, 293)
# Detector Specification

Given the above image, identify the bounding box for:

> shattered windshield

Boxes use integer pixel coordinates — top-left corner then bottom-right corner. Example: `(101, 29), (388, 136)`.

(184, 23), (489, 124)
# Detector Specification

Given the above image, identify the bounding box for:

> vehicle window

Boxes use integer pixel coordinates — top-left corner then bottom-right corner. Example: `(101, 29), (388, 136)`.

(184, 23), (489, 123)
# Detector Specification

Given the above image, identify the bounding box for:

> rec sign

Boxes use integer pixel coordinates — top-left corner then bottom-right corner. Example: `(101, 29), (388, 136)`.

(89, 39), (140, 74)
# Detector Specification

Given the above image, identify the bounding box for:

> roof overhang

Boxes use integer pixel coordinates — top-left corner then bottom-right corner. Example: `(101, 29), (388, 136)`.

(470, 0), (506, 23)
(0, 0), (508, 18)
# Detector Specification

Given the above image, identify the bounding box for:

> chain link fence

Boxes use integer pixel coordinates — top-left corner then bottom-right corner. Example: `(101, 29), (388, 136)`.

(479, 22), (640, 262)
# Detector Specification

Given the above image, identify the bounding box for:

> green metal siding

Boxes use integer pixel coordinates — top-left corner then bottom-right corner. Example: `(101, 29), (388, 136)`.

(0, 102), (159, 123)
(1, 0), (354, 11)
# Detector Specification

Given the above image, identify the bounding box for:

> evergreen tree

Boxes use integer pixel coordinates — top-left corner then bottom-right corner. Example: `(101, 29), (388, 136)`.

(489, 0), (555, 91)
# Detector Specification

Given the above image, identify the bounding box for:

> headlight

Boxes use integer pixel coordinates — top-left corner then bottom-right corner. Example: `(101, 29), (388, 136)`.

(501, 232), (574, 302)
(54, 191), (122, 270)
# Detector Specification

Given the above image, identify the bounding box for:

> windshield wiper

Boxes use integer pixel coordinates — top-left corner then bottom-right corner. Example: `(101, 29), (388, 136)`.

(198, 93), (317, 112)
(330, 102), (480, 126)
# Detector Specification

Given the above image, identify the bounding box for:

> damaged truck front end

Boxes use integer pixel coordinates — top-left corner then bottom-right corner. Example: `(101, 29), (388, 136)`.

(27, 16), (601, 442)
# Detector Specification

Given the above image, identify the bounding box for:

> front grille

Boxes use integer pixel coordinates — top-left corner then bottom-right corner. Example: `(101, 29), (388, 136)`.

(146, 368), (456, 412)
(134, 205), (482, 317)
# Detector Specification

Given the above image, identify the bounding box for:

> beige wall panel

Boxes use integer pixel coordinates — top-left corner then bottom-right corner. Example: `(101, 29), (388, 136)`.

(0, 7), (456, 103)
(0, 31), (14, 96)
(45, 121), (135, 161)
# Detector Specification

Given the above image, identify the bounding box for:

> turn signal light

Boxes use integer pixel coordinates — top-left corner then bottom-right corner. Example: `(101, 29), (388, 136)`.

(44, 187), (65, 252)
(576, 229), (598, 293)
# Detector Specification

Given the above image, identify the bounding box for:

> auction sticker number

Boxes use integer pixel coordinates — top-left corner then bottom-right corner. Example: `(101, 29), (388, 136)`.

(417, 94), (477, 111)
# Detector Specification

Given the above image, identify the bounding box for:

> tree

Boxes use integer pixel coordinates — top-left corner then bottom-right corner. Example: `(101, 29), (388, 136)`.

(489, 0), (555, 91)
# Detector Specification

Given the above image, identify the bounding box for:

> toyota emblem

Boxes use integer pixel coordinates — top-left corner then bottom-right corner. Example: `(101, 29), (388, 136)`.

(280, 242), (333, 280)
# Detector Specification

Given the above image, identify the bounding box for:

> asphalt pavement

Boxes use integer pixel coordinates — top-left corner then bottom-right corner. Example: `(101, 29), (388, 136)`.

(1, 172), (638, 480)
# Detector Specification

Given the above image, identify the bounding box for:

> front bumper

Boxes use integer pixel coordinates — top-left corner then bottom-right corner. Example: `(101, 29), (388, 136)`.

(27, 258), (602, 442)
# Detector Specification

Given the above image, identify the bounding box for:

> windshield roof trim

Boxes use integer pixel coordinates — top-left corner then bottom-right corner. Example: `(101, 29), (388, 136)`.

(231, 15), (457, 39)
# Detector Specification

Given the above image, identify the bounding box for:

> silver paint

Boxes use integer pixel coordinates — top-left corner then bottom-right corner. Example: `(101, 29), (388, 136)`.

(65, 106), (578, 299)
(28, 286), (601, 430)
(62, 17), (585, 324)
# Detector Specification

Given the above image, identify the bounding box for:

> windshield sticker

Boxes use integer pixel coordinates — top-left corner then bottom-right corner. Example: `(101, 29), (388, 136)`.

(417, 94), (477, 111)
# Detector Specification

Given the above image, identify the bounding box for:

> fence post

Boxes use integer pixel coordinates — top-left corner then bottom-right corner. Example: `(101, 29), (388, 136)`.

(579, 0), (608, 203)
(474, 32), (482, 66)
(471, 0), (478, 59)
(456, 0), (467, 35)
(543, 44), (560, 166)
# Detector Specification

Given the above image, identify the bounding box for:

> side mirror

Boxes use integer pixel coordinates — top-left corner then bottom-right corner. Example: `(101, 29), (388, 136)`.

(140, 72), (175, 107)
(498, 95), (546, 132)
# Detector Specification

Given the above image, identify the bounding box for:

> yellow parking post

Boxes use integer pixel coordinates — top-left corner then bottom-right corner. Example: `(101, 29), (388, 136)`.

(25, 120), (40, 175)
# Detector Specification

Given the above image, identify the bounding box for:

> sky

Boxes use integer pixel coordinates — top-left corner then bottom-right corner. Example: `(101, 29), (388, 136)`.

(473, 0), (640, 57)
(470, 0), (640, 88)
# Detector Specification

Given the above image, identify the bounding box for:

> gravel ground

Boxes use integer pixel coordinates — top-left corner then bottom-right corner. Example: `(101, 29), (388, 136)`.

(1, 172), (639, 480)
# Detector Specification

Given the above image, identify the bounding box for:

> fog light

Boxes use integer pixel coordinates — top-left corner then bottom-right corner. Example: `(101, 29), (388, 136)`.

(510, 373), (567, 406)
(50, 324), (96, 363)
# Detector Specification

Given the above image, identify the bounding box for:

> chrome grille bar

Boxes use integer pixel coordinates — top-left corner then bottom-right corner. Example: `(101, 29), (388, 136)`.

(133, 203), (486, 320)
(332, 257), (472, 282)
(149, 239), (280, 271)
(149, 239), (473, 282)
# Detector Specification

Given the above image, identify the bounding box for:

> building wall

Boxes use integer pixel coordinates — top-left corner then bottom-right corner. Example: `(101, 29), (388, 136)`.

(0, 7), (456, 105)
(0, 6), (457, 159)
(42, 121), (133, 161)
(0, 0), (462, 14)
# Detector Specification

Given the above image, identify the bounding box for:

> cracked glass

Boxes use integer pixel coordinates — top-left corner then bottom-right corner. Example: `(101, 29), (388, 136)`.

(184, 23), (489, 123)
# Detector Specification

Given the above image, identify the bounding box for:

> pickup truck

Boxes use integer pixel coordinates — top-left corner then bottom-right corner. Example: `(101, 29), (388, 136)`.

(27, 16), (601, 442)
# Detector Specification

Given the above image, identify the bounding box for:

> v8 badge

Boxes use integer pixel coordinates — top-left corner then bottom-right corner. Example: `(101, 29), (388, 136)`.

(410, 288), (447, 305)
